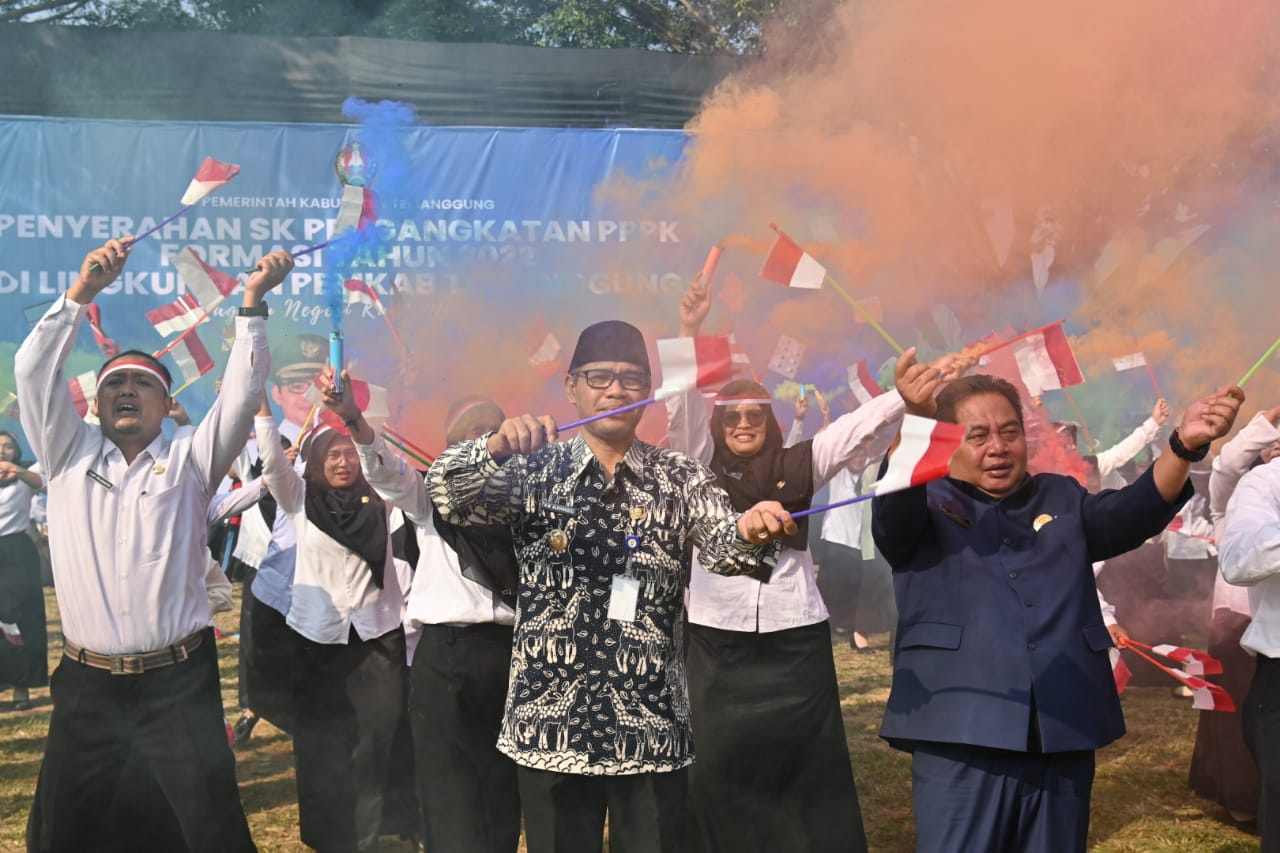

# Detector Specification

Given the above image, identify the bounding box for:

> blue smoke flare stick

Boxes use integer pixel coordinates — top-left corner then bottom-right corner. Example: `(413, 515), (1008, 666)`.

(788, 492), (874, 521)
(329, 331), (344, 396)
(87, 204), (195, 271)
(558, 397), (657, 432)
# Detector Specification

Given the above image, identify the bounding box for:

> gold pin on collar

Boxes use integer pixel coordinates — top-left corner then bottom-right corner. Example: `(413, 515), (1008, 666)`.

(629, 506), (647, 522)
(1032, 513), (1054, 532)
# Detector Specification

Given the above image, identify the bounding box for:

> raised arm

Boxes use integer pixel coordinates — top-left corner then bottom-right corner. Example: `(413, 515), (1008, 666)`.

(1095, 398), (1167, 478)
(810, 390), (906, 488)
(1149, 386), (1242, 504)
(1220, 464), (1280, 587)
(189, 252), (293, 494)
(14, 240), (133, 474)
(1210, 406), (1280, 528)
(254, 399), (305, 515)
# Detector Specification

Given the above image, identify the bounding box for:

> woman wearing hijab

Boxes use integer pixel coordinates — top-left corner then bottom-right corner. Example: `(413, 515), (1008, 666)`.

(667, 279), (959, 853)
(0, 429), (46, 710)
(255, 393), (409, 853)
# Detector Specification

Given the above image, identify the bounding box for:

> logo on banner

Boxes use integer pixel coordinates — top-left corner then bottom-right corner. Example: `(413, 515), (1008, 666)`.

(334, 142), (375, 187)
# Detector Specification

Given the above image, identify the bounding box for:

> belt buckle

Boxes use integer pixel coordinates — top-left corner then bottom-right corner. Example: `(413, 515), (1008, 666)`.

(110, 654), (144, 676)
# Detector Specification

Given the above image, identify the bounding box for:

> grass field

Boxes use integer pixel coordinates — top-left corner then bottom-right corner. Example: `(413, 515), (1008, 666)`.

(0, 588), (1262, 852)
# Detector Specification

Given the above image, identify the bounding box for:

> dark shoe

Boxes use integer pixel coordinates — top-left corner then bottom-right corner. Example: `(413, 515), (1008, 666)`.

(13, 686), (30, 711)
(232, 712), (259, 746)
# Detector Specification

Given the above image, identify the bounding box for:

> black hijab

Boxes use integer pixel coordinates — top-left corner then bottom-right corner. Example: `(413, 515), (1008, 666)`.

(708, 381), (815, 574)
(303, 428), (389, 588)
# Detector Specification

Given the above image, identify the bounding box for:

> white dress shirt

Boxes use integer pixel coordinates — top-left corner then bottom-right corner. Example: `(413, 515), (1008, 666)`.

(666, 388), (906, 632)
(1210, 411), (1280, 616)
(256, 416), (404, 644)
(1220, 459), (1280, 656)
(356, 436), (515, 627)
(14, 294), (267, 655)
(0, 479), (38, 537)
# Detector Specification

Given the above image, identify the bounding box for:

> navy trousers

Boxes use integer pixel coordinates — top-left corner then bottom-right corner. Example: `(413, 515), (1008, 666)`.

(910, 742), (1095, 853)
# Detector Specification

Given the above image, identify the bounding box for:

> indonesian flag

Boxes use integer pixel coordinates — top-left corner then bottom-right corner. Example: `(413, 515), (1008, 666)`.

(68, 370), (97, 417)
(727, 333), (753, 379)
(343, 278), (385, 313)
(168, 332), (214, 386)
(1011, 322), (1084, 397)
(0, 620), (22, 646)
(1151, 644), (1224, 676)
(1112, 352), (1148, 372)
(873, 415), (967, 494)
(760, 227), (826, 290)
(1165, 666), (1236, 712)
(305, 378), (390, 430)
(848, 360), (883, 406)
(334, 184), (378, 235)
(526, 320), (563, 380)
(173, 247), (239, 309)
(180, 157), (240, 206)
(1110, 648), (1132, 694)
(654, 336), (733, 399)
(85, 304), (120, 358)
(147, 294), (206, 337)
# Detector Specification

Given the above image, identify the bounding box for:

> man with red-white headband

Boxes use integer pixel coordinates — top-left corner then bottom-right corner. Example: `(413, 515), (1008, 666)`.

(16, 237), (293, 853)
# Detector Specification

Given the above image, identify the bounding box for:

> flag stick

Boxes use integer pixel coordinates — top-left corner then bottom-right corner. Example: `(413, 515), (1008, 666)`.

(383, 432), (432, 468)
(299, 404), (320, 436)
(1060, 389), (1097, 452)
(383, 426), (434, 463)
(822, 274), (904, 354)
(975, 319), (1067, 358)
(560, 397), (656, 431)
(152, 295), (227, 360)
(380, 311), (407, 353)
(790, 491), (874, 521)
(243, 238), (338, 274)
(1144, 361), (1164, 400)
(89, 205), (197, 271)
(170, 375), (201, 397)
(1239, 336), (1280, 386)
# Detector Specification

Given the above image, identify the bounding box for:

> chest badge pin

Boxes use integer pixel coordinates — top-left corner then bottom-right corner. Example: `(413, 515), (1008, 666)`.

(1033, 513), (1054, 532)
(151, 464), (166, 475)
(547, 529), (570, 552)
(629, 506), (647, 522)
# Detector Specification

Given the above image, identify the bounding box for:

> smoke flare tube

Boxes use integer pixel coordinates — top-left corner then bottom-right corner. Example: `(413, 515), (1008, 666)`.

(700, 245), (723, 286)
(330, 331), (344, 396)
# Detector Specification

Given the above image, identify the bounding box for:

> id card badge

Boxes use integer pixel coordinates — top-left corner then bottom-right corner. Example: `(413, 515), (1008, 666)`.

(608, 574), (641, 623)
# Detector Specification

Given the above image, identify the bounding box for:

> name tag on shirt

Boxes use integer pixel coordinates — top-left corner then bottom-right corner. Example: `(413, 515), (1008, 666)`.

(608, 575), (640, 623)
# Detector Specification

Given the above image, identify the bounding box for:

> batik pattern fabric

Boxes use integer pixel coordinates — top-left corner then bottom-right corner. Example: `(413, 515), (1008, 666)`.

(429, 434), (777, 774)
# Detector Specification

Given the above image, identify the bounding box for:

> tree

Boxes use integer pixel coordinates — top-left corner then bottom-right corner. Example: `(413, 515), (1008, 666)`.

(65, 0), (789, 54)
(1, 0), (93, 23)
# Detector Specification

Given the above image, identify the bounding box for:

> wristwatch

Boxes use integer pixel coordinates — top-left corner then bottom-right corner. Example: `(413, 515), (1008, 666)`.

(237, 301), (269, 318)
(1168, 428), (1209, 463)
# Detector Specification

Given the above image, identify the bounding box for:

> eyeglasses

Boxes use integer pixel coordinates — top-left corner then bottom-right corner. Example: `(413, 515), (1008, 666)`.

(280, 381), (312, 395)
(722, 409), (767, 428)
(575, 369), (651, 391)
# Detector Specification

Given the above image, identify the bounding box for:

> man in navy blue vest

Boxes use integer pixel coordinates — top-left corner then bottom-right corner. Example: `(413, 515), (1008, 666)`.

(872, 350), (1242, 852)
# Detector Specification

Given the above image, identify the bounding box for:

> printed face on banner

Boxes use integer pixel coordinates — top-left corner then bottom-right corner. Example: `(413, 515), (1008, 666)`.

(272, 379), (318, 429)
(948, 392), (1027, 499)
(565, 361), (650, 442)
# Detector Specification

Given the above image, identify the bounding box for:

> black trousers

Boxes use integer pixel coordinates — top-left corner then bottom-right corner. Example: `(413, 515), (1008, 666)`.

(0, 530), (48, 687)
(294, 626), (408, 852)
(518, 766), (687, 853)
(242, 591), (300, 733)
(1244, 653), (1280, 851)
(409, 622), (521, 853)
(26, 627), (255, 853)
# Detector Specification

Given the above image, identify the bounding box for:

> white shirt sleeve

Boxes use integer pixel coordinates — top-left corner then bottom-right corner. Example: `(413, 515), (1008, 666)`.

(204, 557), (234, 615)
(1095, 417), (1160, 478)
(784, 417), (805, 449)
(13, 294), (94, 477)
(1220, 462), (1280, 586)
(356, 435), (433, 526)
(256, 416), (305, 514)
(809, 391), (906, 489)
(187, 316), (270, 495)
(1210, 411), (1280, 531)
(208, 477), (267, 525)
